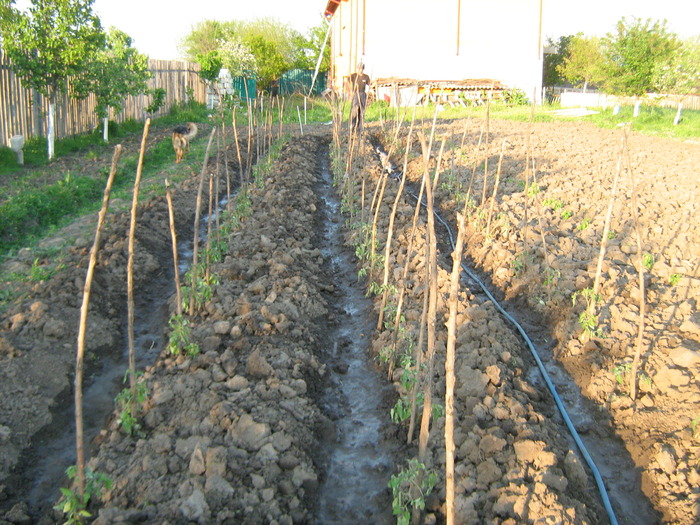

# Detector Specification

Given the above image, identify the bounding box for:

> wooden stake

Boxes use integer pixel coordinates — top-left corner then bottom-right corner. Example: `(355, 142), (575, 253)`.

(127, 119), (151, 398)
(445, 212), (467, 525)
(74, 144), (122, 496)
(164, 179), (182, 315)
(190, 128), (217, 315)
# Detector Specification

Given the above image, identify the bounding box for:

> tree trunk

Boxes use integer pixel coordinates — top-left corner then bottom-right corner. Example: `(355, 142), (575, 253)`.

(47, 96), (55, 161)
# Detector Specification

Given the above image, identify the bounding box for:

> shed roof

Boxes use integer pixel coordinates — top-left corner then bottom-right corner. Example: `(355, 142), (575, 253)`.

(324, 0), (348, 19)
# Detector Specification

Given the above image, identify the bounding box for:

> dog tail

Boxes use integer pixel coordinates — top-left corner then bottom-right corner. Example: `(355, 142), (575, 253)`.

(183, 122), (198, 141)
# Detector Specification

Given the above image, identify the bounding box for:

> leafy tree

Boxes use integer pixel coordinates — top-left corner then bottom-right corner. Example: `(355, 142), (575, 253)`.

(557, 33), (606, 92)
(179, 19), (235, 61)
(73, 27), (151, 141)
(0, 0), (105, 159)
(543, 35), (573, 87)
(601, 17), (680, 97)
(241, 34), (287, 90)
(219, 38), (257, 77)
(294, 21), (331, 72)
(653, 36), (700, 96)
(196, 50), (223, 86)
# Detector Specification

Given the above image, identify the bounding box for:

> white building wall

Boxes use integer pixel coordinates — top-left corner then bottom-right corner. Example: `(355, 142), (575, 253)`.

(329, 0), (543, 102)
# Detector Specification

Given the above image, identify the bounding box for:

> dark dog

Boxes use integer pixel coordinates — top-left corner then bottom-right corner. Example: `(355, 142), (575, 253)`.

(172, 122), (198, 163)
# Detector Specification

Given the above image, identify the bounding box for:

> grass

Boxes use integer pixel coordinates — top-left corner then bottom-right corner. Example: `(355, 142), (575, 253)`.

(0, 101), (212, 259)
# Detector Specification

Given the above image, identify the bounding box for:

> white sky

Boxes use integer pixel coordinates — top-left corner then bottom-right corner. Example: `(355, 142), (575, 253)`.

(13, 0), (700, 60)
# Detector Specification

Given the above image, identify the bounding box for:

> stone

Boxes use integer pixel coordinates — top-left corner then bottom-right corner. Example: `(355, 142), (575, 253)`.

(476, 458), (501, 486)
(5, 502), (31, 524)
(205, 447), (227, 478)
(272, 431), (293, 453)
(655, 448), (676, 474)
(668, 345), (700, 369)
(229, 413), (270, 451)
(513, 440), (545, 464)
(485, 364), (502, 386)
(189, 443), (206, 475)
(563, 451), (588, 488)
(247, 349), (275, 378)
(205, 475), (235, 499)
(179, 489), (211, 524)
(291, 465), (318, 490)
(213, 320), (231, 335)
(479, 434), (507, 456)
(227, 375), (249, 390)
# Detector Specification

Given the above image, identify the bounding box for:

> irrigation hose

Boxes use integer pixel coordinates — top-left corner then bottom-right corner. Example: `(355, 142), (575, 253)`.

(403, 185), (620, 525)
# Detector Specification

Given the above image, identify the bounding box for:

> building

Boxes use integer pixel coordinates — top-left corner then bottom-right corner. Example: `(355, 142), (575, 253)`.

(324, 0), (544, 105)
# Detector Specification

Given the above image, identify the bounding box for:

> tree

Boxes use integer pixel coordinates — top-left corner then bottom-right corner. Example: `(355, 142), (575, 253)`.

(557, 33), (606, 92)
(293, 21), (331, 73)
(241, 34), (287, 90)
(601, 17), (680, 97)
(654, 36), (700, 96)
(543, 35), (573, 87)
(73, 27), (151, 141)
(219, 38), (257, 77)
(0, 0), (105, 159)
(179, 19), (235, 61)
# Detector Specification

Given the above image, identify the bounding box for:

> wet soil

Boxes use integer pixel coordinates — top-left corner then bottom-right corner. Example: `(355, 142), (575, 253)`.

(0, 117), (697, 524)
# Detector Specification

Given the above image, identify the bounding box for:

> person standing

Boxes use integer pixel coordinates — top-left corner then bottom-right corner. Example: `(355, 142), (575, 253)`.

(349, 63), (370, 134)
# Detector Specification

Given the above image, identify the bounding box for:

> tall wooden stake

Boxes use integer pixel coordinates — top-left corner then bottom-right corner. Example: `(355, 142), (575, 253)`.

(74, 144), (122, 496)
(127, 119), (151, 398)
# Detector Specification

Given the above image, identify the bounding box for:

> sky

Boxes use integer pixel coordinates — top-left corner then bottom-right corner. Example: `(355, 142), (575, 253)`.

(12, 0), (699, 60)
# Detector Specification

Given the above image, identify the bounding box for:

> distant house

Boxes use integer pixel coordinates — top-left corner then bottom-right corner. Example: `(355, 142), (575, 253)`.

(323, 0), (544, 105)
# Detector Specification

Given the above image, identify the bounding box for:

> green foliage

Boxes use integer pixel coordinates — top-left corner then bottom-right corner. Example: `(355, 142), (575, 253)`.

(572, 287), (603, 339)
(0, 0), (106, 159)
(668, 273), (682, 286)
(391, 397), (412, 424)
(542, 198), (564, 211)
(544, 35), (573, 86)
(72, 27), (151, 120)
(642, 253), (655, 272)
(577, 218), (591, 231)
(388, 459), (438, 525)
(0, 173), (104, 254)
(502, 88), (529, 105)
(181, 263), (218, 314)
(511, 253), (525, 276)
(613, 362), (632, 386)
(0, 0), (105, 100)
(526, 182), (540, 197)
(167, 314), (200, 357)
(602, 17), (680, 96)
(114, 370), (148, 436)
(557, 33), (606, 91)
(145, 88), (167, 115)
(54, 466), (113, 524)
(560, 209), (573, 220)
(654, 36), (700, 96)
(196, 50), (223, 85)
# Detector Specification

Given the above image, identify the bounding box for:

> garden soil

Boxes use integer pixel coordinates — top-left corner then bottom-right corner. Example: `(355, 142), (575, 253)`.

(0, 118), (697, 524)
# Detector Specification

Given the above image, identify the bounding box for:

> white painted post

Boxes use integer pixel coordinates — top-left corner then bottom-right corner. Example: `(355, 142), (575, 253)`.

(633, 100), (641, 117)
(674, 102), (683, 125)
(10, 135), (25, 165)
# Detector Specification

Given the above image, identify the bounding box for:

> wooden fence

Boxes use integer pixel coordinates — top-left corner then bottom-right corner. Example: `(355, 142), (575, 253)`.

(0, 50), (206, 147)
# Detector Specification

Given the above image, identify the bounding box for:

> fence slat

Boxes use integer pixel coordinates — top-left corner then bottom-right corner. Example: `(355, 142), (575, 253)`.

(1, 50), (204, 147)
